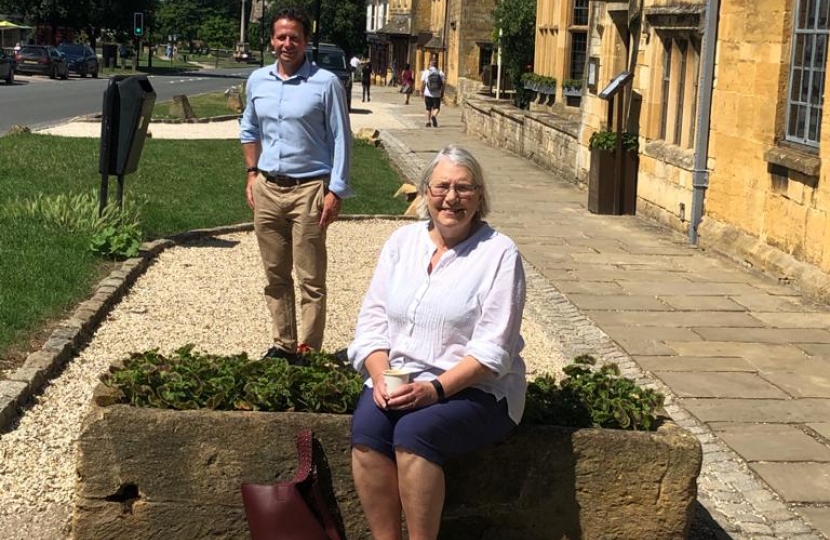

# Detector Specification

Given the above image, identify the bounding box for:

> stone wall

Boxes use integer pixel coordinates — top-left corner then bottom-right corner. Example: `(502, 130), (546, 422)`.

(463, 96), (581, 185)
(74, 396), (702, 540)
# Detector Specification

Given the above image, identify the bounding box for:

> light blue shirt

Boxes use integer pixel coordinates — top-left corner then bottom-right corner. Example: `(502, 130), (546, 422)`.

(240, 59), (353, 198)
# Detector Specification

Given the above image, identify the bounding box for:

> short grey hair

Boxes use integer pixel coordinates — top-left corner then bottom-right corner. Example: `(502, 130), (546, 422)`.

(416, 144), (490, 220)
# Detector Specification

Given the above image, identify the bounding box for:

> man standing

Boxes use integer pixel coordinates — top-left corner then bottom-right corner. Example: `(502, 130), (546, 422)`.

(240, 6), (352, 361)
(420, 59), (445, 128)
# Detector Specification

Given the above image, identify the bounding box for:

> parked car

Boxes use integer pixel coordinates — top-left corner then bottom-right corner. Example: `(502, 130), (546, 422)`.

(57, 43), (99, 78)
(14, 45), (69, 79)
(0, 49), (13, 84)
(305, 43), (353, 111)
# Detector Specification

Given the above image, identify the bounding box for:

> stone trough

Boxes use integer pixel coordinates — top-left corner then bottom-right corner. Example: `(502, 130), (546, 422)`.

(73, 385), (702, 540)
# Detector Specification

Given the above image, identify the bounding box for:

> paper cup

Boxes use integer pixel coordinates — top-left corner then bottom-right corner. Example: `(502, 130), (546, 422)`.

(383, 369), (410, 393)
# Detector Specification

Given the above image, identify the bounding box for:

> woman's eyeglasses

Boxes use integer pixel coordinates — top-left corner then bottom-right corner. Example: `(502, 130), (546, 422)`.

(427, 183), (480, 199)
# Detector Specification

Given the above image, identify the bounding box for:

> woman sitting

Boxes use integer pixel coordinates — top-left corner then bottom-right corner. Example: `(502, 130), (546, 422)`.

(348, 145), (527, 540)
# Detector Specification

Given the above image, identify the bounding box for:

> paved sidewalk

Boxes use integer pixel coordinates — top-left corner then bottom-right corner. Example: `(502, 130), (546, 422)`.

(360, 85), (830, 539)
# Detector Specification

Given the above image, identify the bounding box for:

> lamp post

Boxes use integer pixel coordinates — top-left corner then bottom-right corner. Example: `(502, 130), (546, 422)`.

(259, 0), (266, 67)
(311, 0), (321, 63)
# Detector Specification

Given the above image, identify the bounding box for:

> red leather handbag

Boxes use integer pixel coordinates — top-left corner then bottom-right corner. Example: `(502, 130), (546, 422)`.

(241, 429), (345, 540)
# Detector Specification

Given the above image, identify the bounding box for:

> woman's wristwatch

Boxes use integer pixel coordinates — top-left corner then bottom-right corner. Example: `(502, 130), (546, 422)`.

(430, 379), (446, 403)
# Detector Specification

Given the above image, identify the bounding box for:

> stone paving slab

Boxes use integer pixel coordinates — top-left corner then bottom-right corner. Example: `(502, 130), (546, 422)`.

(711, 423), (830, 462)
(759, 367), (830, 398)
(621, 281), (767, 296)
(749, 463), (830, 503)
(799, 343), (830, 356)
(668, 341), (809, 358)
(682, 398), (830, 423)
(553, 281), (628, 294)
(654, 372), (790, 398)
(751, 312), (830, 328)
(564, 294), (673, 311)
(634, 355), (758, 372)
(658, 295), (749, 311)
(800, 507), (830, 537)
(729, 294), (808, 311)
(694, 327), (830, 344)
(586, 310), (765, 328)
(810, 423), (830, 439)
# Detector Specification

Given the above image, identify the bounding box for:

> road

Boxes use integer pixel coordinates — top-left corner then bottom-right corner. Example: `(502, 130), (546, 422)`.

(0, 66), (257, 134)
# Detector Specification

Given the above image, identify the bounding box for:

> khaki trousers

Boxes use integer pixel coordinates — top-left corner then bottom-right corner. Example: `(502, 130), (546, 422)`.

(253, 175), (327, 352)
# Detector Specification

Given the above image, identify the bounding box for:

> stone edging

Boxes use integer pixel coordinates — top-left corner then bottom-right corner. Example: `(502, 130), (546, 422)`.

(0, 215), (413, 433)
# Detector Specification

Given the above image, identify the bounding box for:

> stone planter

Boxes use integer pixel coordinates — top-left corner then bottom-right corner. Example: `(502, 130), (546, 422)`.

(73, 386), (701, 540)
(562, 86), (582, 107)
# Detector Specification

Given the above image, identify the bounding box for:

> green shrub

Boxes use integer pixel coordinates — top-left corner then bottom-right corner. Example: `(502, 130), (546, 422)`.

(588, 130), (639, 152)
(523, 355), (664, 431)
(101, 345), (363, 414)
(562, 78), (583, 90)
(103, 349), (663, 431)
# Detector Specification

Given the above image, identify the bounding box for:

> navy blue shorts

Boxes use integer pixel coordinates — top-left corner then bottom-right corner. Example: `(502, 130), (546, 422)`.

(350, 386), (516, 466)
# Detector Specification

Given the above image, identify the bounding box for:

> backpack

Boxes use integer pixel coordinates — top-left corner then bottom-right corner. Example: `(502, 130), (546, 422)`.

(427, 70), (443, 93)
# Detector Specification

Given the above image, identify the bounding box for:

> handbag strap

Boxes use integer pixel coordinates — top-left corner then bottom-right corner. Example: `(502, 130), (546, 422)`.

(294, 429), (345, 540)
(292, 429), (314, 484)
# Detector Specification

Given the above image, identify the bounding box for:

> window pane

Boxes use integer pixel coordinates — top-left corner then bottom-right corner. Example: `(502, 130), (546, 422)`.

(574, 0), (589, 25)
(570, 32), (587, 80)
(820, 0), (830, 26)
(799, 0), (811, 28)
(792, 68), (803, 101)
(815, 34), (827, 66)
(807, 0), (819, 27)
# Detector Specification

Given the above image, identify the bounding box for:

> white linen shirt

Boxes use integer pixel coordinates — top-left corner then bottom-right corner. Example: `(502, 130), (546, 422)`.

(348, 221), (527, 423)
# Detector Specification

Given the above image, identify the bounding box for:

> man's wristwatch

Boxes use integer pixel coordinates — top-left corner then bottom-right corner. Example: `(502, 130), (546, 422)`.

(246, 166), (258, 174)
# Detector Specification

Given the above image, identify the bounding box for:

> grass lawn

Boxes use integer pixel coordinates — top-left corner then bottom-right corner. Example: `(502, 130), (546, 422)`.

(152, 92), (239, 120)
(0, 133), (407, 369)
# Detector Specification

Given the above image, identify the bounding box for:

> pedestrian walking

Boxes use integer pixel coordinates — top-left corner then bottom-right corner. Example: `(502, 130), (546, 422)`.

(421, 59), (445, 127)
(240, 5), (352, 361)
(400, 63), (414, 105)
(361, 61), (372, 102)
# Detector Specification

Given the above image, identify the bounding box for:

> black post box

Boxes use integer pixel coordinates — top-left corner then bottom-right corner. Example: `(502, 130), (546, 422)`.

(99, 75), (156, 177)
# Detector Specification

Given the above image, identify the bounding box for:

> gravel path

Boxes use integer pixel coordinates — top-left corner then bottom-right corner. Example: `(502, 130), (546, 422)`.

(0, 219), (568, 539)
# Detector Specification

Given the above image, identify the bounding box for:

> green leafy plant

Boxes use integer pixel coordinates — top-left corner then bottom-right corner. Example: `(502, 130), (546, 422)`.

(103, 348), (662, 431)
(101, 345), (364, 414)
(562, 78), (583, 90)
(521, 73), (557, 87)
(5, 189), (146, 260)
(588, 130), (639, 152)
(89, 224), (143, 259)
(523, 355), (664, 431)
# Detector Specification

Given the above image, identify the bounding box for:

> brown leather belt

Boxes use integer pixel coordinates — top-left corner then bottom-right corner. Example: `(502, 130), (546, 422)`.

(262, 172), (328, 187)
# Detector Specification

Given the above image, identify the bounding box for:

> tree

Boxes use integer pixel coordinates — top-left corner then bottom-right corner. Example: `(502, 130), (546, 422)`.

(200, 14), (237, 49)
(493, 0), (536, 108)
(263, 0), (366, 58)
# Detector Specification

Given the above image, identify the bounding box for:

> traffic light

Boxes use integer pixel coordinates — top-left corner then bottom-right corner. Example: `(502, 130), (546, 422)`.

(133, 12), (144, 37)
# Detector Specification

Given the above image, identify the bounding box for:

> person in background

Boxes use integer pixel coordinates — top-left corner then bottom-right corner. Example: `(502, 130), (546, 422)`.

(350, 54), (360, 80)
(420, 59), (445, 128)
(349, 144), (527, 540)
(240, 6), (352, 362)
(361, 61), (372, 102)
(389, 59), (397, 87)
(400, 63), (414, 105)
